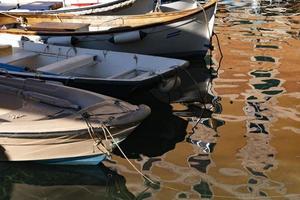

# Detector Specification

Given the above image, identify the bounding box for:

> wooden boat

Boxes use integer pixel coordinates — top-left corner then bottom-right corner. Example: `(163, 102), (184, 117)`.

(0, 41), (187, 98)
(0, 0), (138, 15)
(0, 75), (150, 165)
(0, 0), (218, 57)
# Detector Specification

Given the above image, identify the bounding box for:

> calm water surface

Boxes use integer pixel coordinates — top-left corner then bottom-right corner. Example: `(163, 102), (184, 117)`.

(1, 0), (300, 199)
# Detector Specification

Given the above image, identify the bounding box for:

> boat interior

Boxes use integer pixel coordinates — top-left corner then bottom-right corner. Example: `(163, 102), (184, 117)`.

(0, 75), (82, 124)
(0, 74), (138, 133)
(0, 43), (184, 80)
(0, 87), (77, 123)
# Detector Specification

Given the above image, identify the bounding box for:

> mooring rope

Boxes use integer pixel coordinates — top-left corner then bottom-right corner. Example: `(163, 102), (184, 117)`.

(82, 115), (111, 155)
(213, 32), (224, 73)
(101, 124), (157, 184)
(194, 0), (212, 41)
(82, 111), (184, 192)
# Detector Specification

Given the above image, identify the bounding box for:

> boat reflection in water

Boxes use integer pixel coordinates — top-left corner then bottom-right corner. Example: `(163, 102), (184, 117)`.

(104, 57), (226, 199)
(0, 162), (135, 200)
(113, 91), (189, 159)
(173, 70), (224, 199)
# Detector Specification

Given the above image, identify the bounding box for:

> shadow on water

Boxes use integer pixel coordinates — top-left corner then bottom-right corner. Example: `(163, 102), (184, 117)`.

(113, 56), (219, 159)
(113, 92), (188, 159)
(123, 58), (226, 198)
(152, 57), (216, 104)
(0, 162), (135, 200)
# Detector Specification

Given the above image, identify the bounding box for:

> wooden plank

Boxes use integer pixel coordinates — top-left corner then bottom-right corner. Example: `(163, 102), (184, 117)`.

(28, 22), (90, 32)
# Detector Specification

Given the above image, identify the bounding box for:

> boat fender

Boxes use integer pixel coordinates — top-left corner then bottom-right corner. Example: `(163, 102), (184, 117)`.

(158, 76), (181, 92)
(109, 31), (147, 44)
(46, 36), (78, 46)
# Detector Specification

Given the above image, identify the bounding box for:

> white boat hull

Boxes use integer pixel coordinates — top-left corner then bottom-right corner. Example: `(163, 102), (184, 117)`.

(0, 125), (136, 164)
(0, 0), (217, 56)
(77, 6), (216, 56)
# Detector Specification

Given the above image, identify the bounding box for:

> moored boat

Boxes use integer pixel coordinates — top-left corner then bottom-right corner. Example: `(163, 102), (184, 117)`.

(0, 0), (218, 57)
(0, 41), (188, 98)
(0, 75), (150, 165)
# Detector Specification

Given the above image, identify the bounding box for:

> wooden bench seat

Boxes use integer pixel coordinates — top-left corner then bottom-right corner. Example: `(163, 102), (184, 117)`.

(0, 51), (38, 64)
(38, 54), (96, 74)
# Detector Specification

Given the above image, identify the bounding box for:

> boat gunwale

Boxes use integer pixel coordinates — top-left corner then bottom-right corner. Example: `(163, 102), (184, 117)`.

(0, 61), (188, 82)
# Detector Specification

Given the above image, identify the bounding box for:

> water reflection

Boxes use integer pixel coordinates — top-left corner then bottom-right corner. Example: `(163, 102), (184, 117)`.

(220, 0), (300, 16)
(3, 0), (300, 199)
(236, 68), (286, 198)
(102, 57), (225, 199)
(0, 163), (134, 200)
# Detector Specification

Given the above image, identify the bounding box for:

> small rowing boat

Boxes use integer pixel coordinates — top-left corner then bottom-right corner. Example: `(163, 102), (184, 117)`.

(0, 41), (187, 98)
(0, 75), (150, 165)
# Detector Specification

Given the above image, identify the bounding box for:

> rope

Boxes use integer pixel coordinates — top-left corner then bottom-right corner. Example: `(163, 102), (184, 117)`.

(81, 108), (184, 192)
(194, 0), (212, 41)
(181, 67), (210, 104)
(213, 32), (224, 72)
(154, 0), (162, 12)
(101, 123), (184, 192)
(82, 115), (111, 155)
(101, 124), (157, 184)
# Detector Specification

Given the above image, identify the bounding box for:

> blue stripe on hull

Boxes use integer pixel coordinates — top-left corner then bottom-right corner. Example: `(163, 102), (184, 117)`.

(37, 154), (107, 165)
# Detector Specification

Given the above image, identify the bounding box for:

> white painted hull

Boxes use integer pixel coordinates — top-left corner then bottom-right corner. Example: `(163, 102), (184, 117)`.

(0, 0), (217, 56)
(0, 125), (136, 163)
(78, 6), (216, 56)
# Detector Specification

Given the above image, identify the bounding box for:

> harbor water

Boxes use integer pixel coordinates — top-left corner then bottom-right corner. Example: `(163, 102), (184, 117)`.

(1, 0), (299, 199)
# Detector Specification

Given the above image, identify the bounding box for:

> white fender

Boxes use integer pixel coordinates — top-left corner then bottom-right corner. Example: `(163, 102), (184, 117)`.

(46, 36), (77, 46)
(109, 31), (147, 44)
